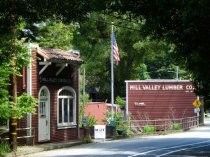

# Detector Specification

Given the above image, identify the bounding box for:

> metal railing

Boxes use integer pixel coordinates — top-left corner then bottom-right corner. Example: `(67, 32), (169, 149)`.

(1, 127), (35, 145)
(116, 116), (199, 135)
(17, 127), (35, 145)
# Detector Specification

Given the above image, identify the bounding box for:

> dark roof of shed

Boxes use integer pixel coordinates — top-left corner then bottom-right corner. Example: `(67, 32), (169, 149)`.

(37, 47), (83, 64)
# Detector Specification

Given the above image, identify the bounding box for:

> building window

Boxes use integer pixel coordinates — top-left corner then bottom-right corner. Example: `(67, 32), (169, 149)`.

(39, 88), (48, 118)
(57, 86), (76, 128)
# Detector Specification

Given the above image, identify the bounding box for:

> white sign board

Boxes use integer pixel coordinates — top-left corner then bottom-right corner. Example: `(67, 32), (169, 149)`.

(194, 108), (200, 113)
(94, 125), (106, 139)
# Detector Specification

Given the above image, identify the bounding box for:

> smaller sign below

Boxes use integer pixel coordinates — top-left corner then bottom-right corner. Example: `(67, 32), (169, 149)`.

(82, 117), (87, 126)
(94, 125), (106, 139)
(194, 108), (200, 113)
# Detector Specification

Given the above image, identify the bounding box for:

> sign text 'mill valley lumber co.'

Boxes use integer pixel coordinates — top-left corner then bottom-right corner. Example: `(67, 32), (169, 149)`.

(129, 84), (194, 91)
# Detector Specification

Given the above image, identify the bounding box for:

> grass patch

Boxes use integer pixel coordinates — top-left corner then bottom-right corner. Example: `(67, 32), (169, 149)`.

(0, 140), (11, 156)
(171, 123), (182, 130)
(143, 125), (156, 134)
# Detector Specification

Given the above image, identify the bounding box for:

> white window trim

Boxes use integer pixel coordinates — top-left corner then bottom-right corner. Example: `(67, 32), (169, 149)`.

(57, 86), (77, 129)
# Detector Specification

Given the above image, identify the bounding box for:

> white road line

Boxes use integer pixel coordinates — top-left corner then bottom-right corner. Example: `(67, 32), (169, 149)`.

(157, 143), (210, 157)
(128, 140), (210, 157)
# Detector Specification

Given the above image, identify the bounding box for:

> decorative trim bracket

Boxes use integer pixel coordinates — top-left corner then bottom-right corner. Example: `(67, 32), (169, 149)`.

(56, 63), (68, 76)
(39, 61), (51, 75)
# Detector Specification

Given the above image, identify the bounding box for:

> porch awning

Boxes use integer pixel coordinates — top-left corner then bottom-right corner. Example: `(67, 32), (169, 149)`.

(37, 47), (83, 65)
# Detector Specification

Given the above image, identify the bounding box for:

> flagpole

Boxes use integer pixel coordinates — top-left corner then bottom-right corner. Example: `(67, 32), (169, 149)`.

(111, 22), (114, 120)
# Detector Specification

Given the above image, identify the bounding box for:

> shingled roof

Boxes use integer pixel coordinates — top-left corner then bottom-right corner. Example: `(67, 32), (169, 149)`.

(37, 47), (83, 64)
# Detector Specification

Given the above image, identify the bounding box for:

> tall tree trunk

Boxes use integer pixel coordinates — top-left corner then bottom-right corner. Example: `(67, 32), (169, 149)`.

(9, 0), (18, 151)
(9, 58), (18, 151)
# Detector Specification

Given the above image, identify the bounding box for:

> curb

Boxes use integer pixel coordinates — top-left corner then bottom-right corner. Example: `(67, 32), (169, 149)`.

(5, 141), (84, 157)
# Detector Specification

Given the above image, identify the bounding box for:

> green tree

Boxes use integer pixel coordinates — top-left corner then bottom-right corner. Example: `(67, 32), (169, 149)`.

(74, 12), (189, 100)
(30, 12), (190, 102)
(73, 12), (148, 99)
(73, 12), (115, 99)
(115, 96), (125, 109)
(132, 63), (150, 80)
(0, 0), (94, 150)
(31, 11), (187, 102)
(109, 0), (210, 97)
(34, 21), (77, 50)
(132, 38), (187, 80)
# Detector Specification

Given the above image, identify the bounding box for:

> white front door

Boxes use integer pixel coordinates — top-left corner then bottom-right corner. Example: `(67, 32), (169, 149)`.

(38, 86), (50, 142)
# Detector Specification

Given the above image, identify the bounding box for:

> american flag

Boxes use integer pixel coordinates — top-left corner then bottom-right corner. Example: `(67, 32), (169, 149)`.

(111, 32), (120, 65)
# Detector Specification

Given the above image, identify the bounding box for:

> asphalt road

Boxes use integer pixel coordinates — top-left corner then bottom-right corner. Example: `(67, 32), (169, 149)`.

(26, 119), (210, 157)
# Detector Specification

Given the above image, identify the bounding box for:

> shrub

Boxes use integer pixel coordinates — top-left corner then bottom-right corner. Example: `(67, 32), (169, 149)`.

(105, 111), (134, 137)
(115, 96), (125, 109)
(0, 140), (11, 155)
(86, 115), (97, 127)
(80, 135), (92, 143)
(171, 123), (182, 130)
(143, 125), (156, 134)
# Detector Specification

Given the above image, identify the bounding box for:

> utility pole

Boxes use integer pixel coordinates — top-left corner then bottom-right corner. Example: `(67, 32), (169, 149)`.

(176, 66), (179, 80)
(83, 66), (85, 105)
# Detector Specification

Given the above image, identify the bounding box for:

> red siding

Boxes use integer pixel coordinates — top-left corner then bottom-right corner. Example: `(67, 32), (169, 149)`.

(126, 80), (197, 120)
(16, 47), (80, 144)
(85, 102), (121, 125)
(85, 102), (107, 125)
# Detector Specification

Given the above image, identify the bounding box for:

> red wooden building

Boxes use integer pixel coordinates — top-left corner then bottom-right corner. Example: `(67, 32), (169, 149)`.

(85, 102), (120, 125)
(125, 80), (197, 120)
(17, 44), (83, 144)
